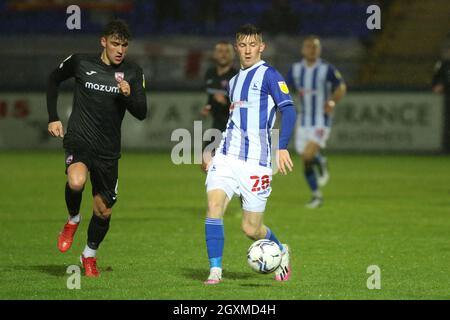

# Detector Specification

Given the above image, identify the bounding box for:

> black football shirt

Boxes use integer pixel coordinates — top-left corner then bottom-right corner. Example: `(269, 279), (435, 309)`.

(47, 53), (147, 159)
(204, 66), (237, 132)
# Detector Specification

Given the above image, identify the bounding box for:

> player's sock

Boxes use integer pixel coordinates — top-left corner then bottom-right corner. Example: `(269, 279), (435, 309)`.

(65, 182), (83, 223)
(82, 245), (97, 258)
(304, 162), (319, 193)
(265, 227), (284, 253)
(313, 190), (323, 198)
(69, 213), (81, 224)
(312, 153), (323, 175)
(205, 217), (224, 269)
(87, 213), (110, 251)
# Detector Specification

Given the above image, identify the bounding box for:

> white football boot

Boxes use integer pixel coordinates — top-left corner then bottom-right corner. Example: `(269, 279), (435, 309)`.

(305, 196), (323, 209)
(274, 244), (291, 281)
(204, 267), (222, 285)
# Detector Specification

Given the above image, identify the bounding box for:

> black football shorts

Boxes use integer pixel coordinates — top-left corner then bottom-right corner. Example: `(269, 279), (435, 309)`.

(64, 149), (119, 208)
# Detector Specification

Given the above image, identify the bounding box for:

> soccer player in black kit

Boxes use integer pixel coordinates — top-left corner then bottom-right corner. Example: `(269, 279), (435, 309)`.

(200, 41), (237, 172)
(47, 19), (147, 277)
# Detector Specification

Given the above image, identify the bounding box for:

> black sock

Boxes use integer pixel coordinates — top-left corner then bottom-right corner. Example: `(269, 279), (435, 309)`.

(87, 213), (110, 250)
(65, 182), (83, 216)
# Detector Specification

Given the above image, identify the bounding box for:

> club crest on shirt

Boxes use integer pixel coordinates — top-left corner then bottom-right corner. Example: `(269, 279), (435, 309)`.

(115, 72), (124, 82)
(66, 155), (73, 165)
(251, 81), (260, 90)
(278, 81), (289, 94)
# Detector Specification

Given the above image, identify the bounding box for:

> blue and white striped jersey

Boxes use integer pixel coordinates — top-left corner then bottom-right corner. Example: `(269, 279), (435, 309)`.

(219, 60), (296, 168)
(287, 59), (343, 128)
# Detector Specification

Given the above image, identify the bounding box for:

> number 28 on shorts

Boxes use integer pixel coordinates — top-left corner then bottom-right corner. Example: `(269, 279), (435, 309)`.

(250, 175), (270, 193)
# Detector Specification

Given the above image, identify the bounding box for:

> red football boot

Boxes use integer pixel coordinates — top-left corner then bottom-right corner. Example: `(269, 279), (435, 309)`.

(80, 255), (100, 277)
(57, 222), (79, 253)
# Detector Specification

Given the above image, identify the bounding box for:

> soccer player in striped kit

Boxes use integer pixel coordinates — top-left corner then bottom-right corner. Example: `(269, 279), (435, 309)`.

(204, 24), (297, 284)
(287, 36), (346, 209)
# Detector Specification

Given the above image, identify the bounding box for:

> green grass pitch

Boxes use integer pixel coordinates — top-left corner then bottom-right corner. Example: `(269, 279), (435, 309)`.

(0, 151), (449, 300)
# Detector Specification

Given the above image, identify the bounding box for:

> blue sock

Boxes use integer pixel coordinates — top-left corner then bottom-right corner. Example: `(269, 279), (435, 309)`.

(312, 153), (322, 166)
(312, 153), (325, 175)
(265, 227), (284, 252)
(205, 217), (224, 269)
(304, 162), (318, 192)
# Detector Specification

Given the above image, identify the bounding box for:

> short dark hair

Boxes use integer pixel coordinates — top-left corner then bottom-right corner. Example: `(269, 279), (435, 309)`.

(303, 34), (320, 43)
(236, 24), (262, 41)
(103, 19), (132, 41)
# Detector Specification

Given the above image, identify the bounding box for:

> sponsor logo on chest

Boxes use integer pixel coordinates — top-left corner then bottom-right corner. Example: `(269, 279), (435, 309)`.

(83, 71), (125, 94)
(84, 81), (120, 94)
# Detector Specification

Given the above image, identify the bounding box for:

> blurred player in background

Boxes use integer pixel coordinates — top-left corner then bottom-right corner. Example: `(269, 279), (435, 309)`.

(204, 24), (297, 284)
(287, 35), (346, 208)
(200, 41), (237, 172)
(432, 48), (450, 153)
(47, 19), (147, 277)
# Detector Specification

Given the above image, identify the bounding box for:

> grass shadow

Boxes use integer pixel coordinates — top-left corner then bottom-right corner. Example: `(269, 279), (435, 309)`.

(239, 283), (273, 288)
(15, 264), (68, 277)
(182, 267), (254, 281)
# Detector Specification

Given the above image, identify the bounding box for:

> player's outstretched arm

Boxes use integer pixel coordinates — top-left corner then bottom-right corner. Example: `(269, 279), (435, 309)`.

(46, 54), (77, 137)
(121, 68), (147, 120)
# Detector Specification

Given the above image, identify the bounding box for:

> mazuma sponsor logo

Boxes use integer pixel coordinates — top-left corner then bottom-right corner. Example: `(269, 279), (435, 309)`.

(85, 82), (119, 94)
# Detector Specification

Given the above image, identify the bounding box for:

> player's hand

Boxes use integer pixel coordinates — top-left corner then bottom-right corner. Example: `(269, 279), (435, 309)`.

(48, 121), (64, 138)
(213, 93), (228, 105)
(432, 84), (444, 94)
(324, 100), (336, 114)
(200, 105), (211, 117)
(276, 149), (293, 175)
(118, 80), (131, 97)
(200, 159), (212, 173)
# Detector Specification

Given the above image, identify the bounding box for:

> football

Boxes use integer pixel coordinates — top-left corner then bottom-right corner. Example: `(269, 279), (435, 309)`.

(247, 239), (282, 274)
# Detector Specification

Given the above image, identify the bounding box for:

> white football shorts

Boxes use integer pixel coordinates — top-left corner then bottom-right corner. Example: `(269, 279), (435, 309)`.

(205, 153), (273, 213)
(295, 125), (331, 154)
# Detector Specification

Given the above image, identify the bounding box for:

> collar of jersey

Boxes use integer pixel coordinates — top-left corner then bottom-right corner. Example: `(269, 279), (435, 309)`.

(302, 58), (322, 68)
(240, 60), (266, 72)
